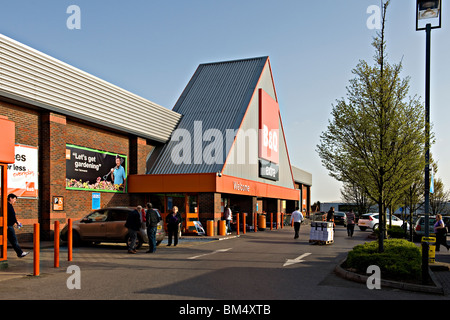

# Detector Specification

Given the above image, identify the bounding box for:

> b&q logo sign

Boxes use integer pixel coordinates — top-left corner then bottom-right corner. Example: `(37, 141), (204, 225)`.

(258, 89), (279, 164)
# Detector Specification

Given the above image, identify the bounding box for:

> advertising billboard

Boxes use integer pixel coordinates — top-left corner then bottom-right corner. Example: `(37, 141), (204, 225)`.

(65, 144), (127, 193)
(7, 144), (39, 198)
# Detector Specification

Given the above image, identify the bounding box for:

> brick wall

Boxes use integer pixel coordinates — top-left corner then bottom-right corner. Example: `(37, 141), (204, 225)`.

(64, 119), (132, 227)
(1, 100), (153, 241)
(0, 101), (39, 240)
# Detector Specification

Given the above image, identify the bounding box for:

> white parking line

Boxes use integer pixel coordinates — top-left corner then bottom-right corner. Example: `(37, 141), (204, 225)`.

(188, 248), (232, 260)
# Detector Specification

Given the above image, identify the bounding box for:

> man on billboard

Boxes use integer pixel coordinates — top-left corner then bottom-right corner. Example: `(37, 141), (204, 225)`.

(110, 156), (126, 191)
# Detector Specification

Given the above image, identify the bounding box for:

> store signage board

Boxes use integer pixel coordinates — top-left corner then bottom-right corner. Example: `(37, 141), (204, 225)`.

(7, 145), (39, 198)
(258, 89), (279, 164)
(259, 159), (279, 181)
(65, 144), (127, 193)
(53, 196), (64, 211)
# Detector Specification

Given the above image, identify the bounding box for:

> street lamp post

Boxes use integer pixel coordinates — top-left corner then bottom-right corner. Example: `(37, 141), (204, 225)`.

(416, 0), (441, 284)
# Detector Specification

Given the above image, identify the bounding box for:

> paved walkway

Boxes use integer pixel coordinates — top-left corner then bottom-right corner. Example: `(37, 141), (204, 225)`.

(432, 252), (450, 295)
(2, 233), (450, 297)
(0, 234), (238, 281)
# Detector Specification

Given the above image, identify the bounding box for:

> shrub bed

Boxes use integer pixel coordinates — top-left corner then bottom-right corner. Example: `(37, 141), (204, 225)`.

(387, 226), (408, 239)
(346, 239), (422, 281)
(373, 226), (407, 239)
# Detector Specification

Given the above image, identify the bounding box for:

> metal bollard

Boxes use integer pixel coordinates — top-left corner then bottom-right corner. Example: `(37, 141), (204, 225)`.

(68, 218), (73, 262)
(236, 213), (240, 235)
(33, 223), (39, 276)
(54, 221), (60, 268)
(218, 220), (226, 236)
(270, 213), (273, 231)
(422, 241), (429, 284)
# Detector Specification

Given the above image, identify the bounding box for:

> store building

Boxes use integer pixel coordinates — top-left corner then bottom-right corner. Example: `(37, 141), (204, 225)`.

(0, 33), (311, 250)
(0, 33), (181, 245)
(129, 56), (312, 233)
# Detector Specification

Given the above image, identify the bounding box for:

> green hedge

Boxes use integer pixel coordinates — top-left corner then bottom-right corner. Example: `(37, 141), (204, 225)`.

(373, 226), (407, 239)
(387, 226), (407, 239)
(346, 239), (422, 281)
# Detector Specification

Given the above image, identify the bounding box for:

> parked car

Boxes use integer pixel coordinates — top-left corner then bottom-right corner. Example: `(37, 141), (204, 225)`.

(311, 212), (327, 222)
(61, 207), (165, 248)
(358, 213), (409, 231)
(413, 215), (450, 242)
(333, 211), (347, 226)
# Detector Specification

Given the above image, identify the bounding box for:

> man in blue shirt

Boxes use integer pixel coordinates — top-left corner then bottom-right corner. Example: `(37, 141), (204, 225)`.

(111, 156), (126, 191)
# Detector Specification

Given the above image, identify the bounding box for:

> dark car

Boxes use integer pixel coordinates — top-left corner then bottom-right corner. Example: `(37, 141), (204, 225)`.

(413, 215), (450, 242)
(61, 206), (165, 248)
(333, 211), (347, 226)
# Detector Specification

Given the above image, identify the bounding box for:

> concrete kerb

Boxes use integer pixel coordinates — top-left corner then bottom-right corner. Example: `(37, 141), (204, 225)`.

(334, 257), (445, 295)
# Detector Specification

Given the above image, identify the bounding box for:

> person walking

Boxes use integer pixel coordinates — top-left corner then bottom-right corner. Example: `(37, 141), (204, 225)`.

(125, 206), (141, 254)
(290, 207), (304, 239)
(166, 206), (182, 246)
(326, 207), (335, 230)
(326, 207), (335, 222)
(145, 203), (159, 253)
(7, 194), (29, 258)
(434, 214), (449, 251)
(345, 210), (356, 237)
(224, 205), (233, 235)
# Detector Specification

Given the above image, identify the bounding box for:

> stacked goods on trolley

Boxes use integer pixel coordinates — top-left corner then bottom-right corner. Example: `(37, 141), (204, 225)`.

(309, 221), (334, 245)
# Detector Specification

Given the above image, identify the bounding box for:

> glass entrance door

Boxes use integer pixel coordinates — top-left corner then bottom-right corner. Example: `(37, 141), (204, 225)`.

(185, 194), (199, 234)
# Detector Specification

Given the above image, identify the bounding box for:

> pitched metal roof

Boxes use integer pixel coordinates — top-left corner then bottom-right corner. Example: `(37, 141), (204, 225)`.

(291, 166), (312, 186)
(0, 33), (181, 143)
(150, 56), (268, 174)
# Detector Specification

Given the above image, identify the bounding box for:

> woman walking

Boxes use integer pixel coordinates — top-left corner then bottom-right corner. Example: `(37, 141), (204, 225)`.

(434, 214), (449, 251)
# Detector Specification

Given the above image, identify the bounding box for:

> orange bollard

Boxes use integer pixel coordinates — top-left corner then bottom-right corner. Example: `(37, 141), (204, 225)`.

(54, 221), (60, 268)
(281, 213), (284, 229)
(34, 223), (39, 276)
(236, 213), (240, 235)
(219, 220), (226, 236)
(276, 212), (279, 229)
(68, 218), (73, 262)
(206, 220), (214, 237)
(254, 213), (257, 232)
(270, 213), (273, 231)
(243, 213), (246, 234)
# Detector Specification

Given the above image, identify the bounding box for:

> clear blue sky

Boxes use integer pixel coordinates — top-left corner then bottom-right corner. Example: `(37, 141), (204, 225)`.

(1, 0), (449, 203)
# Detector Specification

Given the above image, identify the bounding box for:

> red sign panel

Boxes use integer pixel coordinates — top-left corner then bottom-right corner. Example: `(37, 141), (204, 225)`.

(258, 89), (279, 164)
(0, 118), (15, 164)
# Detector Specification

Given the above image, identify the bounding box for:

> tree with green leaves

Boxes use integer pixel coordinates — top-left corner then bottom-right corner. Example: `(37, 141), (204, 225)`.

(340, 181), (375, 216)
(316, 1), (429, 252)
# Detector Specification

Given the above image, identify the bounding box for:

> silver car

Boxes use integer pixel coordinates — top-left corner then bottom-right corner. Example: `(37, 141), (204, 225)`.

(413, 215), (450, 242)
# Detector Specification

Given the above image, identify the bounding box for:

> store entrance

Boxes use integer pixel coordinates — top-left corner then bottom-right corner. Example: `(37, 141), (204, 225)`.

(146, 193), (200, 235)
